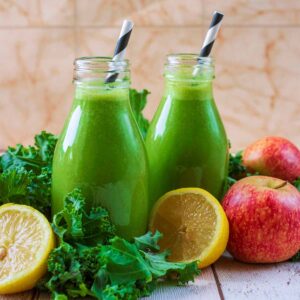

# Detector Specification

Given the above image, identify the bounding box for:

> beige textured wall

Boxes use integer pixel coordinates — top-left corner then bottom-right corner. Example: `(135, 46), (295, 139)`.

(0, 0), (300, 151)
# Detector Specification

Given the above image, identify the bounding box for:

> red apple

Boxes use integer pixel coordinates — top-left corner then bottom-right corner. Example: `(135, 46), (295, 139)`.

(222, 176), (300, 263)
(243, 136), (300, 182)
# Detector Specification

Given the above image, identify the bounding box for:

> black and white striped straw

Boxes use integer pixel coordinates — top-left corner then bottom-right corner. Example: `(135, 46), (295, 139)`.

(105, 19), (134, 83)
(199, 11), (224, 57)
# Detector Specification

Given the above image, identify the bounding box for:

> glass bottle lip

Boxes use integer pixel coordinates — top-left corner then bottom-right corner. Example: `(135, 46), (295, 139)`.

(75, 56), (130, 71)
(164, 53), (215, 83)
(166, 53), (214, 66)
(74, 56), (130, 87)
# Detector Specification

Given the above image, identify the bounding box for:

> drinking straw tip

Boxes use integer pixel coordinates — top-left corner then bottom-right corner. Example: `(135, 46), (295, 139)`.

(199, 11), (224, 57)
(214, 11), (224, 16)
(124, 19), (134, 26)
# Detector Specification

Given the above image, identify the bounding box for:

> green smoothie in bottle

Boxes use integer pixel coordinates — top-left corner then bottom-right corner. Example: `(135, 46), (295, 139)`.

(146, 54), (228, 208)
(52, 57), (149, 240)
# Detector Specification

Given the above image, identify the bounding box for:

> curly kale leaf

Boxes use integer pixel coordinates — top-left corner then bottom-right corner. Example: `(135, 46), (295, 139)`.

(0, 131), (57, 172)
(52, 189), (116, 245)
(0, 131), (57, 217)
(129, 89), (150, 139)
(0, 168), (30, 203)
(292, 177), (300, 192)
(228, 151), (247, 179)
(94, 232), (199, 299)
(44, 190), (200, 300)
(45, 241), (96, 299)
(34, 130), (57, 162)
(225, 151), (256, 192)
(134, 230), (161, 251)
(101, 237), (153, 285)
(291, 251), (300, 262)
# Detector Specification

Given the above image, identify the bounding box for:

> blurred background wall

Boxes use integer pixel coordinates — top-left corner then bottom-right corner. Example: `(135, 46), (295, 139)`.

(0, 0), (299, 151)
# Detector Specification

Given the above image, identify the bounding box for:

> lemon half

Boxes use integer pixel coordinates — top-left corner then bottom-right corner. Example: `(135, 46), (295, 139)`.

(149, 188), (229, 268)
(0, 204), (55, 294)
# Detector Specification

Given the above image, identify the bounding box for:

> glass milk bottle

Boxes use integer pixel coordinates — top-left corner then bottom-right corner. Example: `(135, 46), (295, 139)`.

(146, 54), (228, 208)
(52, 57), (149, 240)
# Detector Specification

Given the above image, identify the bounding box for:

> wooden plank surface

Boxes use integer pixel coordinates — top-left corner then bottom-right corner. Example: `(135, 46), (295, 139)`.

(143, 266), (221, 300)
(1, 258), (300, 300)
(34, 292), (49, 300)
(214, 253), (300, 300)
(0, 254), (299, 300)
(0, 291), (35, 300)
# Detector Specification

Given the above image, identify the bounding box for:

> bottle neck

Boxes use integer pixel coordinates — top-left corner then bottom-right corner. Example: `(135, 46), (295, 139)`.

(73, 56), (131, 95)
(164, 80), (213, 101)
(74, 85), (129, 102)
(163, 54), (215, 100)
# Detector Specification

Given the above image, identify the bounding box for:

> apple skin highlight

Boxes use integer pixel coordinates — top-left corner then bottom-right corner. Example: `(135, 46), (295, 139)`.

(222, 176), (300, 263)
(243, 136), (300, 182)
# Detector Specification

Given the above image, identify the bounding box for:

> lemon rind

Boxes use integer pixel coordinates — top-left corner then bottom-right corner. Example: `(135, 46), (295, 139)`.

(0, 204), (55, 294)
(149, 187), (229, 268)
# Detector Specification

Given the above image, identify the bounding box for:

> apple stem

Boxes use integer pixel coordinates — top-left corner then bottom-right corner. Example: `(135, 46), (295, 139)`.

(273, 181), (288, 189)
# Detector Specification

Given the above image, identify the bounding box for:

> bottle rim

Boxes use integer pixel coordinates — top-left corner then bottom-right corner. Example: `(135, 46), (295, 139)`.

(74, 56), (130, 72)
(74, 56), (130, 87)
(164, 53), (215, 83)
(165, 53), (214, 67)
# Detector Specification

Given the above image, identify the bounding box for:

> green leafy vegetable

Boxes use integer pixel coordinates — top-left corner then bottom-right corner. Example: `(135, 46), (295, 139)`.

(226, 151), (248, 190)
(129, 89), (150, 139)
(292, 177), (300, 192)
(291, 251), (300, 262)
(44, 189), (200, 300)
(291, 181), (300, 262)
(0, 131), (57, 217)
(52, 188), (116, 245)
(0, 168), (30, 203)
(291, 178), (300, 261)
(134, 230), (161, 251)
(227, 151), (300, 190)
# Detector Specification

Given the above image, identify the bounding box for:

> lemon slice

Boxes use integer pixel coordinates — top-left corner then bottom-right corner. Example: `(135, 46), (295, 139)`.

(149, 188), (229, 268)
(0, 204), (55, 294)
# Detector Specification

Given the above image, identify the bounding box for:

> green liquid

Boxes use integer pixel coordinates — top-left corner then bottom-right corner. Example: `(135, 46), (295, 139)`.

(52, 86), (149, 240)
(146, 81), (228, 208)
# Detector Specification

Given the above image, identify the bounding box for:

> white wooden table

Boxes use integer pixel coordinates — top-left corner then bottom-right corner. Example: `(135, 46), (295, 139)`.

(2, 253), (299, 300)
(145, 253), (300, 300)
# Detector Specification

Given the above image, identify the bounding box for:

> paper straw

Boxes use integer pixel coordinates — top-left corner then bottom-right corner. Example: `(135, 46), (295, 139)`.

(199, 11), (224, 57)
(193, 11), (223, 76)
(105, 19), (134, 83)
